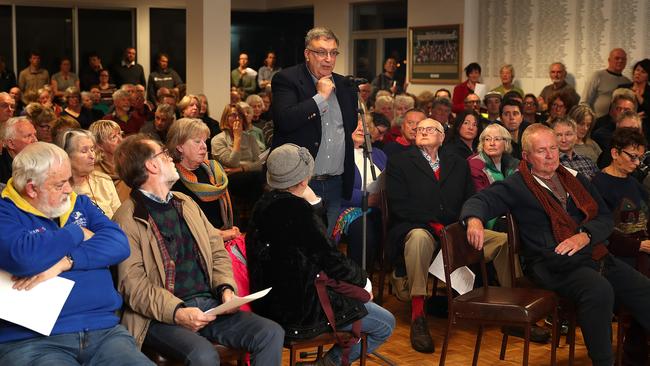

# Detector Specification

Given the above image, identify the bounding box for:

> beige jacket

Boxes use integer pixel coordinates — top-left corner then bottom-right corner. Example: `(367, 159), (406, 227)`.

(113, 191), (235, 348)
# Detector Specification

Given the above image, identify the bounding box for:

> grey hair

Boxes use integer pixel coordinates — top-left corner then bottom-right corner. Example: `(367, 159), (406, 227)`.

(156, 103), (176, 123)
(245, 94), (264, 108)
(551, 116), (577, 132)
(305, 27), (339, 48)
(112, 89), (130, 103)
(549, 62), (566, 72)
(12, 142), (69, 191)
(394, 95), (415, 109)
(500, 64), (515, 77)
(56, 128), (95, 154)
(477, 123), (513, 154)
(80, 91), (91, 99)
(2, 117), (30, 140)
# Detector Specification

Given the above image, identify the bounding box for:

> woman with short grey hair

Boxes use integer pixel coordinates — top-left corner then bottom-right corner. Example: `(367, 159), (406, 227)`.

(58, 128), (121, 217)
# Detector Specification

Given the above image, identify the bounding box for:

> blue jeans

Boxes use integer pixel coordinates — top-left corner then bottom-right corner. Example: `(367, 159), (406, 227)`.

(325, 302), (395, 364)
(0, 325), (153, 366)
(309, 174), (343, 236)
(144, 296), (284, 366)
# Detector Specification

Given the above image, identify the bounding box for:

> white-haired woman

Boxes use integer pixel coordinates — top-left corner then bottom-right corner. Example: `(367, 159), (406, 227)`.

(467, 123), (519, 229)
(58, 128), (121, 217)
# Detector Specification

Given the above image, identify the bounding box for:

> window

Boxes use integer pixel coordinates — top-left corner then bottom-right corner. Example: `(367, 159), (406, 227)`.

(0, 6), (12, 75)
(15, 6), (73, 76)
(351, 2), (406, 83)
(78, 8), (134, 77)
(150, 8), (186, 82)
(352, 1), (407, 31)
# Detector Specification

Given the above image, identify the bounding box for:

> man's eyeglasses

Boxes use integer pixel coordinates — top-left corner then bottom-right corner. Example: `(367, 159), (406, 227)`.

(620, 149), (641, 162)
(307, 49), (340, 59)
(152, 147), (171, 160)
(416, 126), (442, 134)
(0, 102), (15, 110)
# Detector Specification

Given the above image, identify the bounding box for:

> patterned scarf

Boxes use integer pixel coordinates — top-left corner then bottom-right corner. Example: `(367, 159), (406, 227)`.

(176, 160), (234, 228)
(518, 159), (599, 244)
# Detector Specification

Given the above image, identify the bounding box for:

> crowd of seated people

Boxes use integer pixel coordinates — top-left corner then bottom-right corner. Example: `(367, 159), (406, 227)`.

(1, 37), (650, 366)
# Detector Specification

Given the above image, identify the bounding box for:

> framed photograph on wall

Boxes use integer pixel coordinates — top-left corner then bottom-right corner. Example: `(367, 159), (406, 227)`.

(408, 24), (462, 84)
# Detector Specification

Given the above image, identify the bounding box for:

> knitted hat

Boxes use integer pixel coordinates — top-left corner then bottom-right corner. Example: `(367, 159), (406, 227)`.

(266, 143), (314, 189)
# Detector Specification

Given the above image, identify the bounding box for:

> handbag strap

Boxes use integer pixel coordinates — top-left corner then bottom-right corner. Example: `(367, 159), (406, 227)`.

(314, 271), (363, 366)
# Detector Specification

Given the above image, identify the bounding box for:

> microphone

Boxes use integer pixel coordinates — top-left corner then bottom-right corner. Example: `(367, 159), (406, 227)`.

(344, 75), (369, 87)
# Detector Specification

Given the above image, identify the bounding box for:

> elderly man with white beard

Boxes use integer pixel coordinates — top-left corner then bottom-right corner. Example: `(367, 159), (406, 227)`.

(0, 142), (153, 366)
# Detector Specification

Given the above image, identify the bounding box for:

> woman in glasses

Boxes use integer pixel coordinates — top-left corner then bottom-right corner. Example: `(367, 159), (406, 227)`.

(211, 103), (265, 225)
(592, 127), (650, 365)
(168, 117), (240, 240)
(57, 128), (121, 217)
(467, 123), (518, 230)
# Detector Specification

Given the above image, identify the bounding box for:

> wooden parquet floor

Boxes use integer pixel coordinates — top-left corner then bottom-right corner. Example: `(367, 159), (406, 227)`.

(278, 289), (613, 365)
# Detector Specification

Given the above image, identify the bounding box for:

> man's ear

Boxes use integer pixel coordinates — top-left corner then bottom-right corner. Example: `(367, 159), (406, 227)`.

(144, 158), (158, 175)
(610, 147), (619, 160)
(521, 150), (529, 162)
(24, 180), (38, 199)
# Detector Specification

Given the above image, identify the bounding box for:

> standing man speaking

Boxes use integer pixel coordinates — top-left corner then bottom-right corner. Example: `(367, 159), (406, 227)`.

(272, 27), (358, 235)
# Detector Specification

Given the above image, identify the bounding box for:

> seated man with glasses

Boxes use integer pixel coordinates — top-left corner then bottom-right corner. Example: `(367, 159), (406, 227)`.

(113, 134), (284, 366)
(385, 118), (512, 353)
(271, 27), (358, 236)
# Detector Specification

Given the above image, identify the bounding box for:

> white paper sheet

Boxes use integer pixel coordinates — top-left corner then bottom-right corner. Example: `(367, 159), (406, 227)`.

(474, 83), (487, 101)
(429, 252), (475, 295)
(0, 270), (75, 336)
(204, 287), (272, 316)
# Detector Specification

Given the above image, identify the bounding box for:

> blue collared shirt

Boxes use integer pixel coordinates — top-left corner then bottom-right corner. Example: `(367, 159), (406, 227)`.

(309, 72), (346, 176)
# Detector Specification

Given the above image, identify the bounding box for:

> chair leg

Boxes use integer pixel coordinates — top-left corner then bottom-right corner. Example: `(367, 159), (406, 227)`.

(616, 319), (625, 366)
(377, 270), (386, 306)
(499, 333), (508, 360)
(289, 347), (297, 366)
(439, 319), (453, 366)
(568, 315), (576, 366)
(523, 325), (531, 366)
(359, 334), (368, 366)
(551, 307), (558, 366)
(317, 345), (324, 359)
(472, 325), (483, 366)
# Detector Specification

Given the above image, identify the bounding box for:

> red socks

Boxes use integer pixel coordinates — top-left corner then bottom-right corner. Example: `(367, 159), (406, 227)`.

(411, 296), (425, 321)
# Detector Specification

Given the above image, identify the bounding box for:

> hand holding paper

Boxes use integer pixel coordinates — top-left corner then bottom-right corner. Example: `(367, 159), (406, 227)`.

(204, 287), (272, 316)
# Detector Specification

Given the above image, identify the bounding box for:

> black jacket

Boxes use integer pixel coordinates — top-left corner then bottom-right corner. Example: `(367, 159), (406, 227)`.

(386, 148), (475, 263)
(271, 64), (357, 200)
(246, 191), (368, 339)
(460, 170), (613, 278)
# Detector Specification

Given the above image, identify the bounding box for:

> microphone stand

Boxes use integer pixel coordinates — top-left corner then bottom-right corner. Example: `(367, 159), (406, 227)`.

(352, 82), (397, 366)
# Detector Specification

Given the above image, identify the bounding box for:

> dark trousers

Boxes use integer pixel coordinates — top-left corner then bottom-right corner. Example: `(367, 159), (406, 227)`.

(144, 297), (284, 366)
(345, 209), (381, 268)
(528, 255), (650, 366)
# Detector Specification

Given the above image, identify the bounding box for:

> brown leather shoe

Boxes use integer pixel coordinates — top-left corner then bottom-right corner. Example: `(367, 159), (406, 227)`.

(410, 316), (435, 353)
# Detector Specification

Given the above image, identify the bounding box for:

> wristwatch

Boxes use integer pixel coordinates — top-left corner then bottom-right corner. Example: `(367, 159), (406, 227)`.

(578, 227), (592, 240)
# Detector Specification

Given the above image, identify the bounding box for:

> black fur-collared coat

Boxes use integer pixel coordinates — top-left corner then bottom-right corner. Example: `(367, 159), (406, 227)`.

(246, 190), (368, 339)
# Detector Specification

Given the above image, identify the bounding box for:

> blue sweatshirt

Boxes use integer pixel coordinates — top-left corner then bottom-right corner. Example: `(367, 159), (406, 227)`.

(0, 181), (130, 343)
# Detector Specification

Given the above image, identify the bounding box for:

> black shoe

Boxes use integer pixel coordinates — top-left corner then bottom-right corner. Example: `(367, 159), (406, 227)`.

(410, 316), (435, 353)
(501, 325), (551, 344)
(545, 316), (569, 335)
